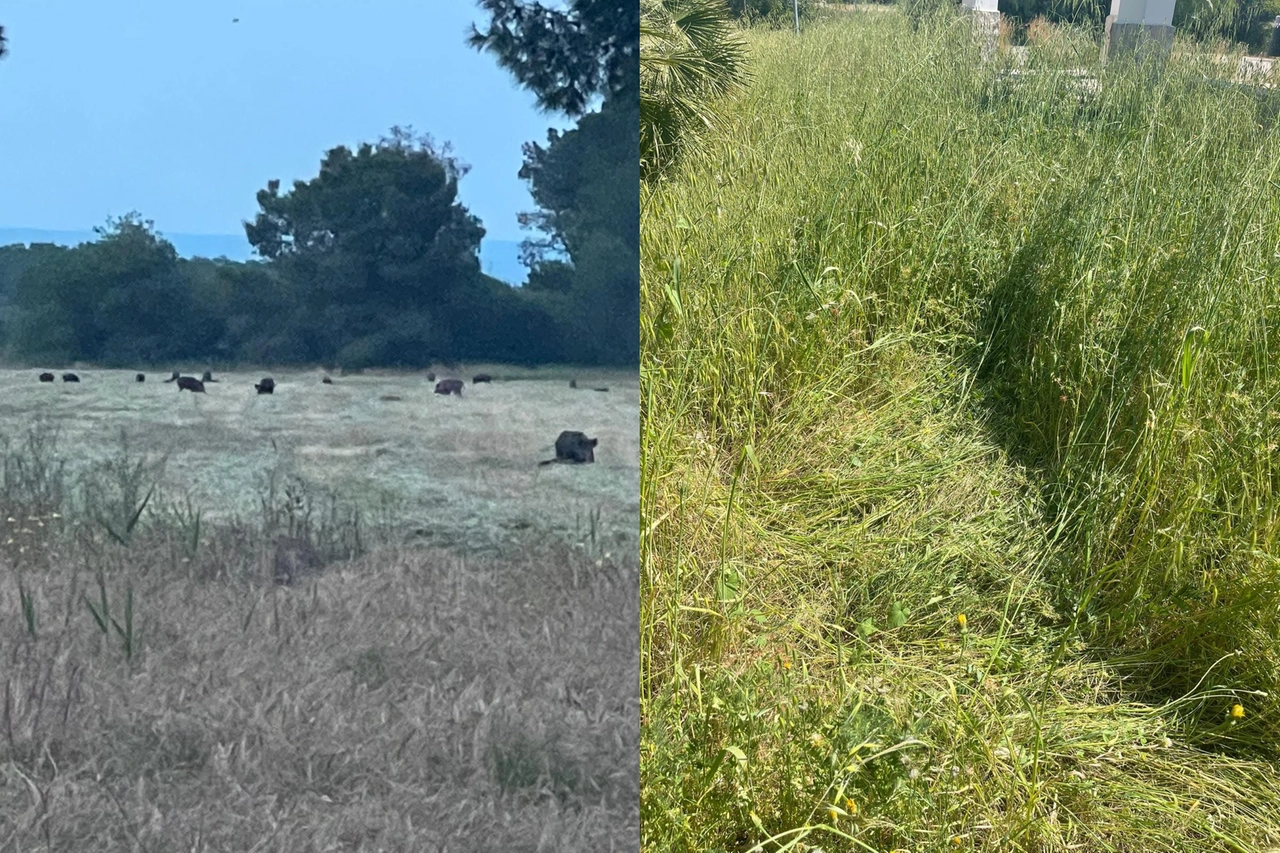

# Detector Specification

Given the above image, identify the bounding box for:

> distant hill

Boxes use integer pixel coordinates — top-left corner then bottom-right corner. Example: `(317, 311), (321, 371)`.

(0, 227), (530, 285)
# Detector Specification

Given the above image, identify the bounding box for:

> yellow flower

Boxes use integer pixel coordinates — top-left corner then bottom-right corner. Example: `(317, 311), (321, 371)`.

(1231, 703), (1245, 720)
(951, 834), (965, 846)
(783, 660), (792, 671)
(957, 613), (968, 631)
(828, 805), (841, 821)
(845, 797), (857, 815)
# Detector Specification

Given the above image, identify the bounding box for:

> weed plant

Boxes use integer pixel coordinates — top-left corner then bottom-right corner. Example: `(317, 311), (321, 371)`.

(643, 10), (1280, 851)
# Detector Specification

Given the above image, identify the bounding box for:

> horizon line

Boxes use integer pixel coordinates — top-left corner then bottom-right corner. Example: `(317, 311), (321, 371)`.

(0, 224), (529, 244)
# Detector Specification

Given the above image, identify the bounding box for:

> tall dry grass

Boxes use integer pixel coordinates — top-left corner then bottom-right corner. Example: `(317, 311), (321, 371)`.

(0, 425), (639, 850)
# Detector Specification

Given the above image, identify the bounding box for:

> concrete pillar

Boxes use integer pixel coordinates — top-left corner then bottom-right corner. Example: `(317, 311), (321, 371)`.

(961, 0), (1000, 59)
(1102, 0), (1176, 62)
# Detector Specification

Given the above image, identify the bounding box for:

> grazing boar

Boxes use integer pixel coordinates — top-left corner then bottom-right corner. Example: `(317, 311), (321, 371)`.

(539, 431), (598, 465)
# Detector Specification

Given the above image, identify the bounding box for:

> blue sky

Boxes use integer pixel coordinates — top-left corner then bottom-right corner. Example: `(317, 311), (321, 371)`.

(0, 0), (571, 246)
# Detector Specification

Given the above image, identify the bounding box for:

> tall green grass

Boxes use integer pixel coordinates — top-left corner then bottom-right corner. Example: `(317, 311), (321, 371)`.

(643, 10), (1280, 851)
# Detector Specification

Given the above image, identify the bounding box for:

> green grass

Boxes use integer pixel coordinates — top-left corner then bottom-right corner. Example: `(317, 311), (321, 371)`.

(642, 9), (1280, 851)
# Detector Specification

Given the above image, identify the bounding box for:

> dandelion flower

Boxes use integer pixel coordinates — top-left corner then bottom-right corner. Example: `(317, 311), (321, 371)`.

(1231, 703), (1245, 720)
(845, 797), (857, 815)
(783, 660), (792, 671)
(957, 613), (967, 631)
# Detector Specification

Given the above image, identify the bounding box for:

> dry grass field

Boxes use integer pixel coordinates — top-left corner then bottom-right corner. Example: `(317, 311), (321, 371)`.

(0, 367), (638, 551)
(0, 366), (639, 851)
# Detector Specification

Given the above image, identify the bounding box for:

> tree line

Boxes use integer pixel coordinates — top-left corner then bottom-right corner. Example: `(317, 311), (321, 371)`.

(0, 1), (637, 369)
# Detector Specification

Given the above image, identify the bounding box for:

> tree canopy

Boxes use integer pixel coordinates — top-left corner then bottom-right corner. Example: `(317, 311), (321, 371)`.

(468, 0), (638, 115)
(246, 128), (485, 306)
(472, 0), (641, 365)
(9, 215), (194, 364)
(640, 0), (751, 179)
(0, 121), (632, 369)
(518, 93), (638, 363)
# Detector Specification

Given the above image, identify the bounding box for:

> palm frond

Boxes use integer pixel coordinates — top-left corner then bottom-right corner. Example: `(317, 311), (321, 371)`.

(641, 0), (752, 178)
